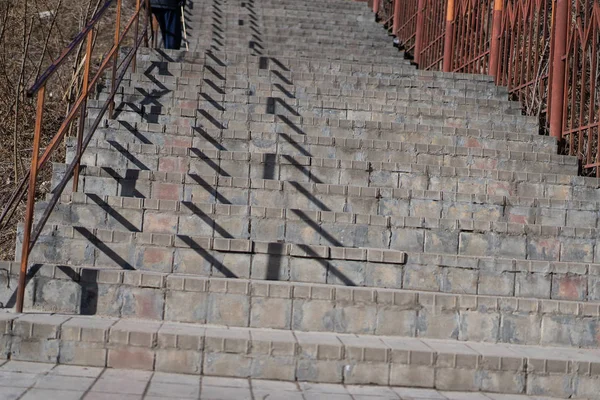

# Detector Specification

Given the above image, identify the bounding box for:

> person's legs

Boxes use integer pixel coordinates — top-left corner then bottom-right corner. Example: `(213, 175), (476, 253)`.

(151, 8), (169, 48)
(163, 8), (183, 50)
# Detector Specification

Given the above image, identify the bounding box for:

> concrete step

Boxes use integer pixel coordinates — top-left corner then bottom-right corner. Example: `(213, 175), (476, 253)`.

(110, 71), (511, 103)
(136, 47), (415, 70)
(52, 157), (596, 209)
(69, 138), (573, 175)
(93, 109), (538, 139)
(3, 262), (600, 349)
(95, 94), (533, 129)
(34, 181), (600, 265)
(16, 218), (600, 304)
(51, 184), (600, 231)
(2, 313), (599, 398)
(89, 123), (557, 156)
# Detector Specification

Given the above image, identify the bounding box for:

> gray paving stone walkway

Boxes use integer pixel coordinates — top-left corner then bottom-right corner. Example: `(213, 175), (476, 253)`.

(0, 361), (578, 400)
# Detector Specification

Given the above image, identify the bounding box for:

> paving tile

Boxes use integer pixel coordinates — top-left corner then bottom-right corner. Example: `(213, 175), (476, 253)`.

(84, 394), (142, 400)
(442, 392), (492, 400)
(20, 389), (85, 400)
(152, 372), (201, 385)
(34, 375), (95, 391)
(49, 365), (104, 378)
(303, 393), (353, 400)
(200, 385), (253, 399)
(392, 388), (447, 399)
(299, 382), (350, 394)
(0, 372), (42, 388)
(201, 376), (250, 388)
(90, 378), (149, 395)
(146, 381), (200, 398)
(347, 386), (399, 397)
(100, 369), (153, 382)
(0, 387), (27, 400)
(253, 391), (305, 400)
(251, 379), (300, 392)
(0, 361), (54, 374)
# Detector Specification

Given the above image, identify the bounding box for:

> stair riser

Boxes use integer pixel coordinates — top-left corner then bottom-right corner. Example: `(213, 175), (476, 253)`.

(89, 110), (540, 138)
(91, 126), (557, 156)
(38, 193), (600, 245)
(14, 223), (600, 304)
(69, 140), (574, 176)
(2, 314), (595, 398)
(99, 90), (524, 117)
(3, 270), (598, 349)
(93, 97), (536, 129)
(110, 78), (510, 101)
(32, 188), (600, 266)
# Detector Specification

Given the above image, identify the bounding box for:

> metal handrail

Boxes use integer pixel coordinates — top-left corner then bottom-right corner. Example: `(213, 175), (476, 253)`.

(0, 0), (152, 312)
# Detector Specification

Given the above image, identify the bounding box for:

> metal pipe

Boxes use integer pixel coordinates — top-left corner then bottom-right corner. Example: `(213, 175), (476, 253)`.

(15, 86), (46, 313)
(27, 0), (114, 97)
(109, 0), (123, 117)
(488, 0), (503, 78)
(414, 0), (425, 65)
(443, 0), (455, 72)
(549, 0), (569, 140)
(392, 0), (401, 34)
(73, 29), (94, 193)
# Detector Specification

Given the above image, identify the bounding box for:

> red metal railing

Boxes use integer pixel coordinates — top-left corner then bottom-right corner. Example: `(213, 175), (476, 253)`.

(377, 0), (600, 176)
(0, 0), (151, 312)
(563, 1), (600, 172)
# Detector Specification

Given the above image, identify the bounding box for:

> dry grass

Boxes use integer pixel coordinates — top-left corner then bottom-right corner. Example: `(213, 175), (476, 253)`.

(0, 0), (137, 260)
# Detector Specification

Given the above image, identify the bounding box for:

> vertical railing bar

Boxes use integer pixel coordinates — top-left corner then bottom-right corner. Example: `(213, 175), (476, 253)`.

(72, 28), (95, 193)
(109, 0), (123, 118)
(489, 0), (502, 77)
(550, 0), (569, 140)
(15, 86), (46, 313)
(443, 0), (455, 72)
(590, 22), (598, 174)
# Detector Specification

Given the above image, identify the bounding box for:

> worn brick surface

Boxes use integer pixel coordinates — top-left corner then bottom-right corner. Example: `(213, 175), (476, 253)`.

(3, 0), (600, 397)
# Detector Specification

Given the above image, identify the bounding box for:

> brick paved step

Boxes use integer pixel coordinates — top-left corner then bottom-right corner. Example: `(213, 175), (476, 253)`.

(15, 219), (600, 303)
(136, 48), (411, 68)
(69, 138), (572, 175)
(190, 32), (396, 47)
(183, 42), (402, 58)
(136, 49), (418, 72)
(90, 121), (556, 157)
(94, 109), (538, 139)
(2, 262), (599, 349)
(196, 37), (395, 50)
(111, 71), (510, 102)
(53, 159), (599, 209)
(102, 81), (523, 118)
(33, 186), (600, 265)
(2, 313), (599, 397)
(96, 94), (532, 128)
(92, 119), (555, 159)
(198, 29), (392, 41)
(51, 186), (600, 231)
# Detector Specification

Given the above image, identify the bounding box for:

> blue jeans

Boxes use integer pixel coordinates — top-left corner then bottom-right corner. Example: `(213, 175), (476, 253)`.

(152, 8), (182, 50)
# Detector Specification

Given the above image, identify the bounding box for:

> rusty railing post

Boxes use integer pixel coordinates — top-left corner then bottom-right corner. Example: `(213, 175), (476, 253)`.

(72, 29), (94, 193)
(414, 0), (425, 65)
(488, 0), (503, 77)
(132, 0), (141, 72)
(392, 0), (401, 35)
(443, 0), (455, 72)
(549, 0), (569, 140)
(15, 86), (46, 313)
(109, 0), (123, 118)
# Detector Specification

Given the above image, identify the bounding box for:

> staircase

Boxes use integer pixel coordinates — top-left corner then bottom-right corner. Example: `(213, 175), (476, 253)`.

(1, 0), (600, 398)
